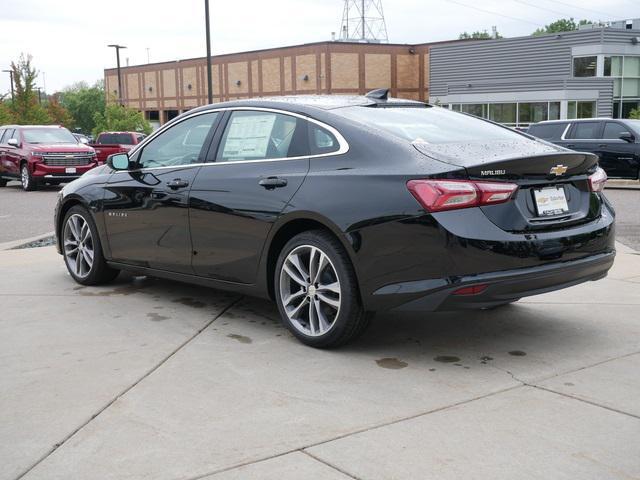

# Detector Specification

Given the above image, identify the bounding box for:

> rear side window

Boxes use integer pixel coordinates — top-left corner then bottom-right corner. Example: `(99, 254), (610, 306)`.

(335, 106), (524, 144)
(569, 122), (600, 140)
(216, 111), (307, 162)
(309, 123), (340, 155)
(602, 122), (631, 139)
(528, 123), (568, 140)
(0, 129), (5, 143)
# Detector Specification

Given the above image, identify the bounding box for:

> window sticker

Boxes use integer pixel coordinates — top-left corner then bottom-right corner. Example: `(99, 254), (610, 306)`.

(222, 114), (277, 160)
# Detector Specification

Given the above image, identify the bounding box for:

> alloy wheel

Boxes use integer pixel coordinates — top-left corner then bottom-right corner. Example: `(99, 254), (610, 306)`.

(21, 165), (29, 189)
(63, 214), (95, 278)
(279, 244), (341, 336)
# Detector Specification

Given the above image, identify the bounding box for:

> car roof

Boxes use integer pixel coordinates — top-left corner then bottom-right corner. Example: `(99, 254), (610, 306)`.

(533, 118), (620, 125)
(0, 124), (67, 129)
(187, 94), (427, 116)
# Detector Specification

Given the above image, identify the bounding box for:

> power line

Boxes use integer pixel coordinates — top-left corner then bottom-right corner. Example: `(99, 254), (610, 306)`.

(511, 0), (574, 18)
(538, 0), (614, 18)
(444, 0), (545, 27)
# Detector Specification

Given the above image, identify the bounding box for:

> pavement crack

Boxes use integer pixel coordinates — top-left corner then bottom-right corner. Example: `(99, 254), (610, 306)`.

(301, 450), (362, 479)
(13, 295), (243, 480)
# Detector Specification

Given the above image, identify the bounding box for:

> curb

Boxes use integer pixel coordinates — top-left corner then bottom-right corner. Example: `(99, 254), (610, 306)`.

(0, 232), (55, 251)
(606, 179), (640, 190)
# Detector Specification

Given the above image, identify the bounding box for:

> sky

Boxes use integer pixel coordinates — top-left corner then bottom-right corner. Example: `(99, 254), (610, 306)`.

(0, 0), (637, 95)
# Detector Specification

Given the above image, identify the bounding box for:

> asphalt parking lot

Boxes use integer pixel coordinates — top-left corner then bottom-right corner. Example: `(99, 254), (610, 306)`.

(1, 179), (639, 480)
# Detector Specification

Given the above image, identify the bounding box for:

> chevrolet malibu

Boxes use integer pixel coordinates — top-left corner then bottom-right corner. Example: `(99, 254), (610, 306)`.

(54, 92), (615, 348)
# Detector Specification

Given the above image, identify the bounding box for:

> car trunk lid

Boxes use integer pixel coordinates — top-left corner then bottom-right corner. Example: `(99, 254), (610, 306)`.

(413, 139), (602, 232)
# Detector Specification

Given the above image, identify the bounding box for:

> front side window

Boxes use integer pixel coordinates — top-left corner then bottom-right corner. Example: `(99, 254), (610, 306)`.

(573, 56), (597, 77)
(602, 122), (631, 139)
(22, 128), (76, 144)
(569, 122), (600, 140)
(528, 123), (568, 140)
(216, 111), (307, 162)
(1, 129), (15, 143)
(138, 112), (218, 168)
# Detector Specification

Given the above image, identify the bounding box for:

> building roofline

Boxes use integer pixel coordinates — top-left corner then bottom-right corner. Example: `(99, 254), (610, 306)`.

(104, 38), (470, 73)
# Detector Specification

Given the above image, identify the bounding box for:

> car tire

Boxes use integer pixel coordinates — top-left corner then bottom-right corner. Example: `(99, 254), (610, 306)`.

(0, 179), (7, 187)
(275, 229), (371, 348)
(62, 205), (119, 285)
(21, 163), (38, 191)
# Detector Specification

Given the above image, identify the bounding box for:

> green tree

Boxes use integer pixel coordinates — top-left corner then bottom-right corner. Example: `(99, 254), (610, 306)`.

(629, 108), (640, 120)
(459, 29), (502, 40)
(92, 100), (152, 137)
(10, 53), (51, 124)
(532, 18), (594, 36)
(46, 97), (74, 128)
(0, 100), (14, 124)
(59, 81), (105, 134)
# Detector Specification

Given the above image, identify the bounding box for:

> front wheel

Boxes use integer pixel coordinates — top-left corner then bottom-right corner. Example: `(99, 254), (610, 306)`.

(275, 230), (371, 348)
(0, 178), (7, 187)
(62, 206), (119, 285)
(21, 164), (37, 191)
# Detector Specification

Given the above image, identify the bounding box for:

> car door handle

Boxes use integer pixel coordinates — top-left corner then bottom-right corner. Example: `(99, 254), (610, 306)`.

(166, 179), (189, 190)
(258, 177), (288, 189)
(566, 144), (576, 148)
(598, 144), (607, 148)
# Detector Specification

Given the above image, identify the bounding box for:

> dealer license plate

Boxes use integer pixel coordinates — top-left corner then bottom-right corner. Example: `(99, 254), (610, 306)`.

(533, 186), (569, 217)
(65, 167), (76, 174)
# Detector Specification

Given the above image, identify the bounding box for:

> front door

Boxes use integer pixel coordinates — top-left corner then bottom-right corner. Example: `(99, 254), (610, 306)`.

(597, 121), (639, 179)
(103, 111), (220, 273)
(189, 109), (312, 283)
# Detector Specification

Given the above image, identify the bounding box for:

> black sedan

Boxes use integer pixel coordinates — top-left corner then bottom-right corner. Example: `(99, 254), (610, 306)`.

(54, 91), (615, 348)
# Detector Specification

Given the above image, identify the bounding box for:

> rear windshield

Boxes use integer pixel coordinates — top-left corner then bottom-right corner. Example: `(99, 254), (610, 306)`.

(334, 106), (525, 144)
(528, 123), (568, 140)
(97, 133), (134, 144)
(22, 128), (77, 144)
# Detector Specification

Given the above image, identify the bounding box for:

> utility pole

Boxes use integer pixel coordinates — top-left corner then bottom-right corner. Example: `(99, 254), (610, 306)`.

(146, 47), (150, 64)
(361, 0), (365, 40)
(2, 69), (14, 101)
(107, 44), (127, 105)
(35, 87), (42, 104)
(204, 0), (213, 104)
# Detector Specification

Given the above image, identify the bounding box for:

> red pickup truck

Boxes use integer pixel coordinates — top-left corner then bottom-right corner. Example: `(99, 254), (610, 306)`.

(0, 125), (97, 191)
(90, 132), (146, 164)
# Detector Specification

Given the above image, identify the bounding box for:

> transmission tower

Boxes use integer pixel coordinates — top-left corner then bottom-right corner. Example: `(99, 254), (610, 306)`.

(339, 0), (389, 43)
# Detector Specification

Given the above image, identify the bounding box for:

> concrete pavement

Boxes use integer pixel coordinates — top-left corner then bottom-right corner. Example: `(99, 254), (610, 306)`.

(0, 243), (639, 480)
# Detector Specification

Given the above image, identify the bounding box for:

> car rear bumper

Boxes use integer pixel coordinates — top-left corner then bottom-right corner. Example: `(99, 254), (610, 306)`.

(374, 250), (615, 312)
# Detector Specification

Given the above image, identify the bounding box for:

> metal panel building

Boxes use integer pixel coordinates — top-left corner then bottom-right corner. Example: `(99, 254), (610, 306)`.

(429, 27), (640, 127)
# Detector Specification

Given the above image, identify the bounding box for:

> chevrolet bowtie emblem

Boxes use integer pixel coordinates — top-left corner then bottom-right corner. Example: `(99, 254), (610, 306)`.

(550, 164), (568, 176)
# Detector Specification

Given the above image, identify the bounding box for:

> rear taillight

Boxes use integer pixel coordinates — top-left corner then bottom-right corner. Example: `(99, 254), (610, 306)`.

(588, 167), (607, 192)
(407, 179), (518, 212)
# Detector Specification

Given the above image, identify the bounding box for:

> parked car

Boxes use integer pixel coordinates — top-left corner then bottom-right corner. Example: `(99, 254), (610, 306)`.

(54, 93), (615, 348)
(528, 118), (640, 179)
(90, 131), (146, 164)
(0, 125), (97, 191)
(72, 133), (92, 144)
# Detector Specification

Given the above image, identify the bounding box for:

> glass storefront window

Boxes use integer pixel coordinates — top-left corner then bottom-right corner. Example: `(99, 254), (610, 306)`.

(549, 102), (561, 120)
(461, 104), (486, 117)
(623, 57), (640, 77)
(488, 103), (516, 124)
(573, 56), (597, 77)
(568, 101), (596, 119)
(604, 56), (623, 77)
(518, 102), (548, 124)
(622, 78), (640, 97)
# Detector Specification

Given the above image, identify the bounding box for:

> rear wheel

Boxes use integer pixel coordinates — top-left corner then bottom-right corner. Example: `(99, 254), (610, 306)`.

(0, 179), (7, 187)
(21, 163), (37, 191)
(62, 206), (119, 285)
(275, 230), (371, 348)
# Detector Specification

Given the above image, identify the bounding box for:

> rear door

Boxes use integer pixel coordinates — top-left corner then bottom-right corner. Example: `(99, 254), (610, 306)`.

(103, 111), (220, 273)
(563, 121), (603, 154)
(596, 121), (639, 178)
(0, 129), (20, 177)
(189, 109), (312, 283)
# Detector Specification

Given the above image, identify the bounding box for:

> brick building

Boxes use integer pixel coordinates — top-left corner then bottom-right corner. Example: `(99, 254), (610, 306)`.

(104, 40), (447, 128)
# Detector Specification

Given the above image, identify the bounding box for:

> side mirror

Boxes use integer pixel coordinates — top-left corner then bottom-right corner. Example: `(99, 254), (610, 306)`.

(107, 152), (130, 170)
(7, 138), (19, 148)
(619, 132), (635, 143)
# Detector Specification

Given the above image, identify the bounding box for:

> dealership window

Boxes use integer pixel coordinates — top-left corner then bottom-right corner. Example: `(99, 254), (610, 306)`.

(567, 101), (596, 119)
(461, 104), (486, 117)
(488, 103), (516, 124)
(573, 56), (597, 77)
(604, 55), (640, 118)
